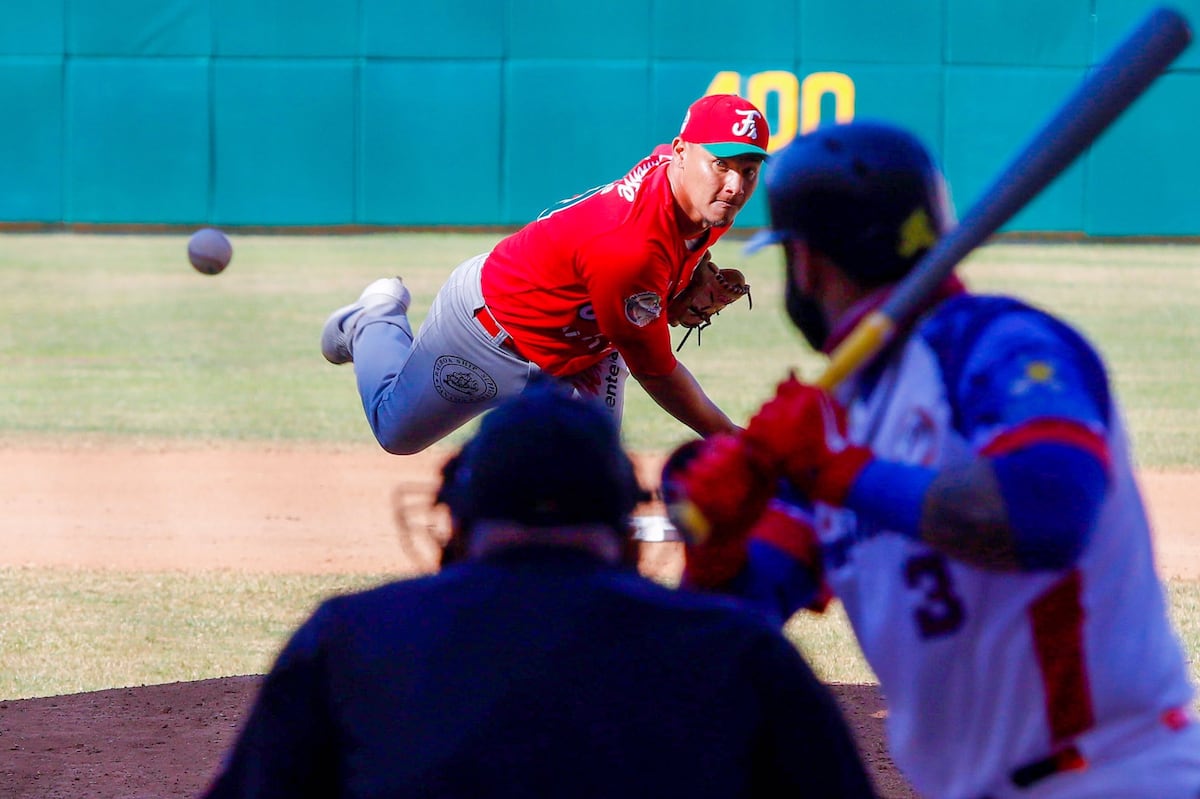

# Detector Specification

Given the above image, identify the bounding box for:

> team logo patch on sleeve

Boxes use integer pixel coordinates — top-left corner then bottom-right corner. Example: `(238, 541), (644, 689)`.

(624, 292), (663, 327)
(1008, 358), (1063, 397)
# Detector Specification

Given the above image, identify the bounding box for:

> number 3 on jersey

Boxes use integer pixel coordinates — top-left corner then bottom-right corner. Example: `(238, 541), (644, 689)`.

(904, 552), (966, 638)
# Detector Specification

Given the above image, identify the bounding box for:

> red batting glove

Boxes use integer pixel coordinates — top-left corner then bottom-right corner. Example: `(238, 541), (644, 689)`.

(661, 434), (777, 546)
(663, 435), (775, 591)
(742, 375), (874, 506)
(682, 534), (753, 590)
(683, 497), (835, 608)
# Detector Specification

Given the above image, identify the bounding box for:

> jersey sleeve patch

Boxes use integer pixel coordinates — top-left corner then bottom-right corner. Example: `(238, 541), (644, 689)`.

(624, 291), (663, 327)
(955, 307), (1110, 439)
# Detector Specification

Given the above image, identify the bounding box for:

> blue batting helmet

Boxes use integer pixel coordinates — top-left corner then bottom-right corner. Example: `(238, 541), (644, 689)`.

(746, 119), (954, 286)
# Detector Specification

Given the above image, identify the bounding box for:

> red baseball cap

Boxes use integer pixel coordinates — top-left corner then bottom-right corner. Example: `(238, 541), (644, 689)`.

(679, 94), (770, 158)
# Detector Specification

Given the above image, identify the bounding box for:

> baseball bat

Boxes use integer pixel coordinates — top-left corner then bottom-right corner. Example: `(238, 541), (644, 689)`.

(666, 7), (1191, 544)
(815, 5), (1192, 391)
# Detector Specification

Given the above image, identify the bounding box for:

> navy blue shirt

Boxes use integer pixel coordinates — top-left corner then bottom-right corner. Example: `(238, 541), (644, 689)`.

(202, 546), (875, 798)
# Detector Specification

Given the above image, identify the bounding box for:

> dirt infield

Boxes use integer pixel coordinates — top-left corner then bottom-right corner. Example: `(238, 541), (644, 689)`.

(1, 444), (1197, 798)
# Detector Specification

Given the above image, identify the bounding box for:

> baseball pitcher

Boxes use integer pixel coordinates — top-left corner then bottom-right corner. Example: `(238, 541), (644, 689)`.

(321, 94), (763, 454)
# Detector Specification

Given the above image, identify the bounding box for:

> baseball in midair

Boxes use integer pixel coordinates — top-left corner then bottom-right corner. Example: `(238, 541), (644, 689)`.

(187, 228), (233, 275)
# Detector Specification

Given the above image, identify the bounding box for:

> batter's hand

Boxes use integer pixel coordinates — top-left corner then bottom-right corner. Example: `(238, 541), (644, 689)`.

(743, 375), (874, 506)
(683, 495), (831, 607)
(661, 435), (775, 546)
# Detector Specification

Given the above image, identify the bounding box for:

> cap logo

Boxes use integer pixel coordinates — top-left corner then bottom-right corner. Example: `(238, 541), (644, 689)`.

(898, 208), (937, 258)
(731, 109), (763, 141)
(677, 95), (770, 155)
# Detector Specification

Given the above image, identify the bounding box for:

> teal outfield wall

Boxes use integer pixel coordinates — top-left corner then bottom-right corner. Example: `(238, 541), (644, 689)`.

(2, 0), (1199, 234)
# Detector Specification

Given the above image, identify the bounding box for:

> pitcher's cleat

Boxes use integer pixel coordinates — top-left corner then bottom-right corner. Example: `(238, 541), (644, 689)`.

(320, 277), (411, 364)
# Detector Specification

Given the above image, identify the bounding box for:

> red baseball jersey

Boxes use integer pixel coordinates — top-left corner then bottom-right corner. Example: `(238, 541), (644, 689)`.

(481, 146), (734, 378)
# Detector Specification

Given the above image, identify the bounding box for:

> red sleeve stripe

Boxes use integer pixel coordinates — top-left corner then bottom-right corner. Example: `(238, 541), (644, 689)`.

(1029, 569), (1095, 741)
(980, 418), (1110, 469)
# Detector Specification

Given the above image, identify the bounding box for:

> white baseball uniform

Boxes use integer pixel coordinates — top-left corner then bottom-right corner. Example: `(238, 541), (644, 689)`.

(817, 294), (1200, 798)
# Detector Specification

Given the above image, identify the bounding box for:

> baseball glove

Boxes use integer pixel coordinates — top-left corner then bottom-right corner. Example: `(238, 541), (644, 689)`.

(667, 252), (751, 349)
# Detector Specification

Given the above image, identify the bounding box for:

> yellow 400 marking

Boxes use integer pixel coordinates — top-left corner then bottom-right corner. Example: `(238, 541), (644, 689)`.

(706, 70), (856, 152)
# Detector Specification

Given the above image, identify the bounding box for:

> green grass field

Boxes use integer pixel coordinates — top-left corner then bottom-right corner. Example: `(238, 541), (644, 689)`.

(2, 232), (1197, 459)
(0, 232), (1197, 699)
